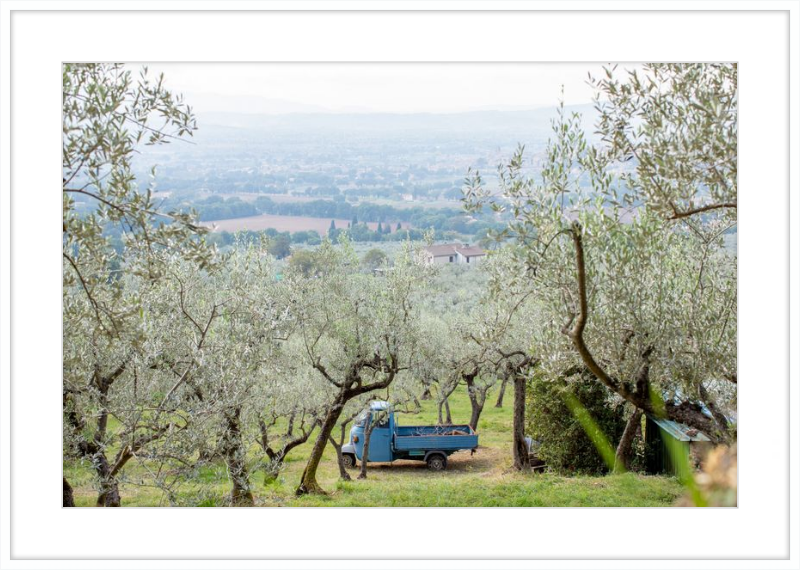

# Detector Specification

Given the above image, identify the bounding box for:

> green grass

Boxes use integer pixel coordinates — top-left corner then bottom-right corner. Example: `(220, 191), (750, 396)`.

(64, 387), (684, 507)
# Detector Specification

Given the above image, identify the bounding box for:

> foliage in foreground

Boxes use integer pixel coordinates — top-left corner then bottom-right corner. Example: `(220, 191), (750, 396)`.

(527, 373), (626, 475)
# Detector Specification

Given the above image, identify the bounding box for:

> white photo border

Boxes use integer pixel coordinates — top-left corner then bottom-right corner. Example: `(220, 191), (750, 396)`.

(1, 2), (798, 569)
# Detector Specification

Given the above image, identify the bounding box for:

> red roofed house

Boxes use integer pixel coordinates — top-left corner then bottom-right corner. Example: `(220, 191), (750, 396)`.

(423, 243), (486, 266)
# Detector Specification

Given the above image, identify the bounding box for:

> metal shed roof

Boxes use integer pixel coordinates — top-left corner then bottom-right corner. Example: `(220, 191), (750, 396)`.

(647, 415), (711, 442)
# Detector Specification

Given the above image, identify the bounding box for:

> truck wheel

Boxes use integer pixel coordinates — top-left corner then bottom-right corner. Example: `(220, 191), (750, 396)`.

(426, 454), (447, 471)
(342, 454), (356, 469)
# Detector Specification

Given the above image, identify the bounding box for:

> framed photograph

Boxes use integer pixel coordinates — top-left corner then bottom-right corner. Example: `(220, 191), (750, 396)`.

(1, 2), (798, 568)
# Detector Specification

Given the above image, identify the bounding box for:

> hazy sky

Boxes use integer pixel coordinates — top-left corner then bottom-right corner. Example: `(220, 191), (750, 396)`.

(148, 63), (638, 115)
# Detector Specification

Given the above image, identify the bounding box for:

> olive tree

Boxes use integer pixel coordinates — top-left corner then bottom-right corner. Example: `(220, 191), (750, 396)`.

(256, 340), (327, 484)
(419, 249), (541, 463)
(63, 272), (153, 507)
(175, 245), (290, 506)
(62, 63), (214, 505)
(457, 290), (538, 433)
(64, 244), (290, 506)
(589, 63), (737, 221)
(63, 63), (211, 333)
(465, 80), (736, 455)
(63, 253), (216, 506)
(476, 249), (542, 470)
(290, 239), (430, 495)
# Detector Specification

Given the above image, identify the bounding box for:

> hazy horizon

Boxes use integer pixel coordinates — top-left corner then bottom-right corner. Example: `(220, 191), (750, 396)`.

(148, 62), (641, 115)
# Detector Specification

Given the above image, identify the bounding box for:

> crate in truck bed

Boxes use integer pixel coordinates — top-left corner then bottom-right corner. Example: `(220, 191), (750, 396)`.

(394, 424), (478, 452)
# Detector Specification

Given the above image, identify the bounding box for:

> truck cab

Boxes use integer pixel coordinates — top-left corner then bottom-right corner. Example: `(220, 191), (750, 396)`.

(348, 401), (394, 463)
(341, 401), (478, 471)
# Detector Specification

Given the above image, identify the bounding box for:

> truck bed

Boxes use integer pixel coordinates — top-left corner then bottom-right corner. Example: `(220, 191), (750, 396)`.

(394, 424), (478, 452)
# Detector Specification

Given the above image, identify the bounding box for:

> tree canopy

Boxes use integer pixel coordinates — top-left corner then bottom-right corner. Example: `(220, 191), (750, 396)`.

(464, 63), (737, 446)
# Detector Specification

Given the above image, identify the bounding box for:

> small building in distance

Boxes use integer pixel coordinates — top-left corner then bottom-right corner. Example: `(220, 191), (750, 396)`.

(423, 243), (486, 266)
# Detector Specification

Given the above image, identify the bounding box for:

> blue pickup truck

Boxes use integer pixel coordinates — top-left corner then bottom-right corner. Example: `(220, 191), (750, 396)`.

(341, 401), (478, 471)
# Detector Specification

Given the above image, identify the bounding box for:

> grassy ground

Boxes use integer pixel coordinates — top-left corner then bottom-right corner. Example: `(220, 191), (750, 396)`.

(64, 387), (684, 507)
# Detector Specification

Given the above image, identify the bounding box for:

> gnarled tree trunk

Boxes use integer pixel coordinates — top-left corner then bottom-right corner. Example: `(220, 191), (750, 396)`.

(297, 394), (347, 495)
(468, 402), (482, 431)
(329, 413), (359, 481)
(495, 378), (508, 408)
(438, 396), (454, 425)
(94, 445), (121, 507)
(358, 420), (377, 480)
(328, 436), (352, 481)
(94, 374), (122, 507)
(512, 376), (531, 470)
(259, 415), (317, 484)
(65, 363), (128, 507)
(63, 477), (75, 507)
(614, 407), (643, 472)
(262, 452), (283, 484)
(221, 407), (254, 506)
(464, 372), (488, 430)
